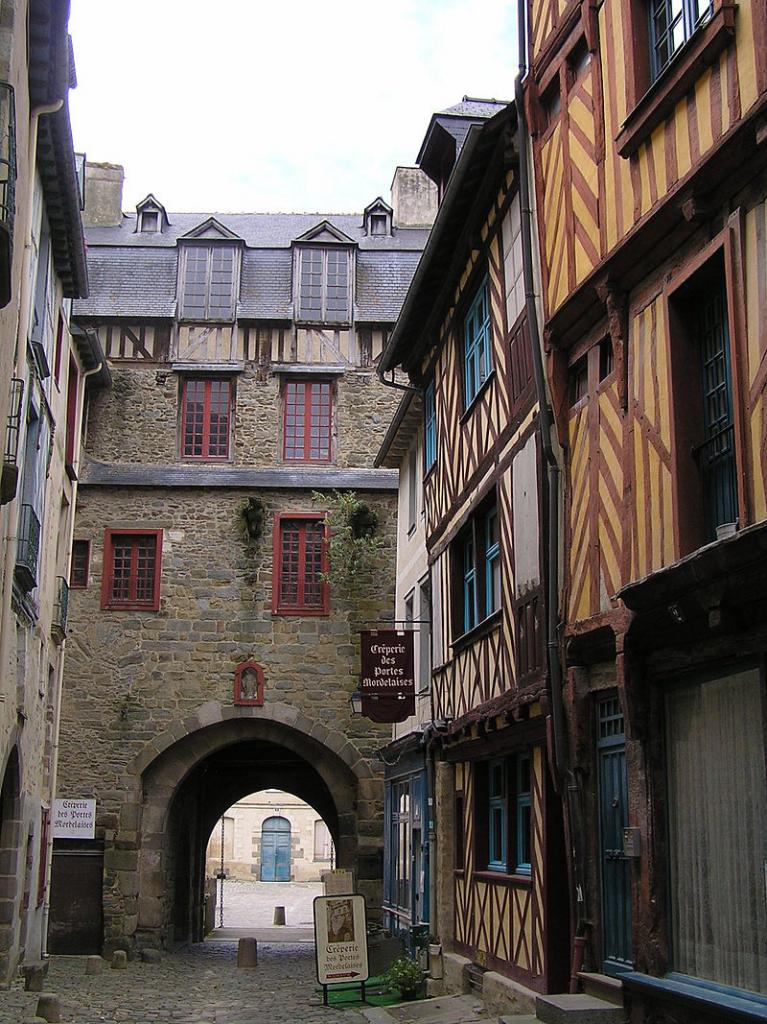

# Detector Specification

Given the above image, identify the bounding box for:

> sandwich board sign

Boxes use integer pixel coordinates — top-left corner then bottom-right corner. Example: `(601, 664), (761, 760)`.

(314, 894), (369, 1003)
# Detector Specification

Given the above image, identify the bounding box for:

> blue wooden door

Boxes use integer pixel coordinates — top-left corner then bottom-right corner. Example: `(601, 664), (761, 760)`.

(597, 697), (632, 972)
(260, 817), (291, 882)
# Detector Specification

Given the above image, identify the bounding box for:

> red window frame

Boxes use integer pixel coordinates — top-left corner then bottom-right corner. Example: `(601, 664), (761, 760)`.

(272, 512), (329, 616)
(282, 379), (333, 463)
(70, 539), (90, 588)
(181, 378), (232, 460)
(101, 529), (163, 611)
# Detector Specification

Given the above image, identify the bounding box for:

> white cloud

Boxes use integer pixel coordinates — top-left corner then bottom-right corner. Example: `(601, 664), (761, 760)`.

(68, 0), (518, 213)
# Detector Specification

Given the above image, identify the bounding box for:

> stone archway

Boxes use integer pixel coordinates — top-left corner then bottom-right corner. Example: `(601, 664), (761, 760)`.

(0, 745), (22, 983)
(104, 701), (381, 953)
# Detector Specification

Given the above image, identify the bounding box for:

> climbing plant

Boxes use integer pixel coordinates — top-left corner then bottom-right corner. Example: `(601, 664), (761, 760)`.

(311, 490), (383, 591)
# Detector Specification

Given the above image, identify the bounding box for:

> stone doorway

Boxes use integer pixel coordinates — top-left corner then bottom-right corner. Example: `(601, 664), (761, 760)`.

(0, 746), (21, 983)
(98, 704), (383, 955)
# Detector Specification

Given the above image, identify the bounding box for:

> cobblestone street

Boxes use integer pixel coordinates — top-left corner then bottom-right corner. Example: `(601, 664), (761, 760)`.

(0, 942), (366, 1024)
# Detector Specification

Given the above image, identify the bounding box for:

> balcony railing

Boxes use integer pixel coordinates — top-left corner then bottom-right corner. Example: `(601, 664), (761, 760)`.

(0, 82), (16, 308)
(15, 503), (41, 592)
(1, 376), (23, 504)
(52, 576), (69, 641)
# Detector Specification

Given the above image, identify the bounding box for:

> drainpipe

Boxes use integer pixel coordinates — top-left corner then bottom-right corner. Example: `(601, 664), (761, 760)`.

(514, 5), (589, 975)
(0, 99), (65, 729)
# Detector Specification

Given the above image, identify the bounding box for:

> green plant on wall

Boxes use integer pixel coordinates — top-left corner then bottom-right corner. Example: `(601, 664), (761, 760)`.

(237, 496), (266, 543)
(311, 490), (383, 592)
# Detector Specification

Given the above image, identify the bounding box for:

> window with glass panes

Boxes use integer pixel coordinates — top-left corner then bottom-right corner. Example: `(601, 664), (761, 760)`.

(297, 248), (350, 322)
(180, 244), (236, 319)
(181, 379), (231, 459)
(273, 515), (328, 615)
(463, 276), (493, 406)
(101, 530), (162, 611)
(488, 759), (507, 871)
(649, 0), (713, 81)
(515, 754), (532, 874)
(454, 498), (501, 638)
(424, 381), (437, 471)
(70, 539), (90, 588)
(283, 380), (332, 462)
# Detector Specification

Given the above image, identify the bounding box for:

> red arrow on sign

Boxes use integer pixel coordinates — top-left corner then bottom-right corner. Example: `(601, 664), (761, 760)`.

(326, 971), (360, 979)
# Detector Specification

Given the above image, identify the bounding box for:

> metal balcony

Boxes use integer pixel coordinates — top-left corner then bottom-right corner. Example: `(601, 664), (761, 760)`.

(52, 576), (69, 641)
(15, 503), (41, 592)
(1, 376), (23, 504)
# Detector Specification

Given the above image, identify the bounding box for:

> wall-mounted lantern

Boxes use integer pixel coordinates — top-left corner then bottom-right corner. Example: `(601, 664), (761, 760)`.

(233, 660), (264, 706)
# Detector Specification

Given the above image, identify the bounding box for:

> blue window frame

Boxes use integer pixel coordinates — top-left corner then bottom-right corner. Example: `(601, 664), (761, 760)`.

(424, 381), (436, 471)
(649, 0), (713, 82)
(485, 506), (500, 615)
(515, 754), (532, 875)
(463, 277), (492, 406)
(462, 535), (477, 634)
(488, 759), (507, 871)
(455, 498), (500, 639)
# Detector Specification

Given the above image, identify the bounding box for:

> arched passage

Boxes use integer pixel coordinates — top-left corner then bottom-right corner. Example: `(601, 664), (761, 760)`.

(119, 704), (381, 951)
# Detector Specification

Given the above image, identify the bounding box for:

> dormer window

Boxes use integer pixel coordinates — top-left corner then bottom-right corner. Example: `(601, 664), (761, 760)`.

(363, 198), (393, 237)
(179, 243), (237, 320)
(135, 194), (168, 235)
(177, 218), (243, 321)
(297, 248), (350, 323)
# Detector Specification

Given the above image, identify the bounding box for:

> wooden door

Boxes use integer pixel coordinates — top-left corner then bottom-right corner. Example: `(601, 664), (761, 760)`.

(260, 817), (291, 882)
(48, 840), (104, 954)
(597, 697), (632, 972)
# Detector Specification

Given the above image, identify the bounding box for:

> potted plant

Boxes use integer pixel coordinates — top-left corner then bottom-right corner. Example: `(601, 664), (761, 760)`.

(384, 956), (424, 1001)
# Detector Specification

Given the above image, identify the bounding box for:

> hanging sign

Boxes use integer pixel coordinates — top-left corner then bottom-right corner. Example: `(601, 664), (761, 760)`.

(359, 628), (415, 723)
(314, 894), (369, 986)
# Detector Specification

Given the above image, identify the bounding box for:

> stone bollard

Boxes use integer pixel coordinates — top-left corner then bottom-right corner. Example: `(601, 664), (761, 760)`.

(24, 964), (47, 991)
(111, 949), (128, 970)
(273, 905), (286, 926)
(237, 937), (258, 968)
(35, 993), (61, 1023)
(140, 948), (162, 964)
(85, 955), (103, 976)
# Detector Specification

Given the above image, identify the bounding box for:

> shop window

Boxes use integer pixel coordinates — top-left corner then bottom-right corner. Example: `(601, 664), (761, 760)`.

(101, 529), (162, 611)
(282, 379), (332, 463)
(181, 378), (231, 460)
(665, 667), (767, 992)
(272, 513), (329, 615)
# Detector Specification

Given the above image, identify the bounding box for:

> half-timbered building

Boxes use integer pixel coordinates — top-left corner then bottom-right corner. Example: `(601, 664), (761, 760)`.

(379, 100), (571, 1006)
(526, 0), (767, 1020)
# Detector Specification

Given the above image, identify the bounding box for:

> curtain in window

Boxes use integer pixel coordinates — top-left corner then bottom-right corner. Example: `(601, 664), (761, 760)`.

(666, 668), (767, 994)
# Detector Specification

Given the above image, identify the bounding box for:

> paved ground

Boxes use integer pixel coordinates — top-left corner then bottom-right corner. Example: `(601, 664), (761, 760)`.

(212, 879), (322, 930)
(1, 942), (367, 1024)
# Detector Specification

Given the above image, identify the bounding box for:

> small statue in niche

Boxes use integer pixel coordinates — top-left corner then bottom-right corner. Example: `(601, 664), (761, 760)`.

(234, 660), (264, 706)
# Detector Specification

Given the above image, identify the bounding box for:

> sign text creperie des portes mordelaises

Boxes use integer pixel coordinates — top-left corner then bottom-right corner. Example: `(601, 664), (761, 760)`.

(359, 628), (414, 723)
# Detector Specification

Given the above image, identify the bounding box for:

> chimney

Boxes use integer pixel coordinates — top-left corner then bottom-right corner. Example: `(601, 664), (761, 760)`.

(83, 162), (124, 227)
(390, 167), (437, 229)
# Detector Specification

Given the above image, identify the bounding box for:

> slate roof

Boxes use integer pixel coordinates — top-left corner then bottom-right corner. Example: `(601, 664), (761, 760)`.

(84, 212), (430, 250)
(76, 211), (429, 321)
(356, 251), (422, 322)
(75, 248), (177, 317)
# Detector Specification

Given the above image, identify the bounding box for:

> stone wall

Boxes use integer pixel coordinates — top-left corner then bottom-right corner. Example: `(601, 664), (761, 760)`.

(85, 364), (401, 470)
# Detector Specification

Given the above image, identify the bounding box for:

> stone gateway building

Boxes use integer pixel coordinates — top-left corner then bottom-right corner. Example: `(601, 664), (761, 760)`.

(51, 163), (435, 954)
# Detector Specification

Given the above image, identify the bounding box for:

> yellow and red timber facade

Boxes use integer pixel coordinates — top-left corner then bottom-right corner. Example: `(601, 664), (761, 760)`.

(527, 0), (767, 1020)
(380, 103), (570, 999)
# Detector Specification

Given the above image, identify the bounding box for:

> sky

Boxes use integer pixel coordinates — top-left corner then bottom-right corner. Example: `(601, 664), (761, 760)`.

(67, 0), (519, 215)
